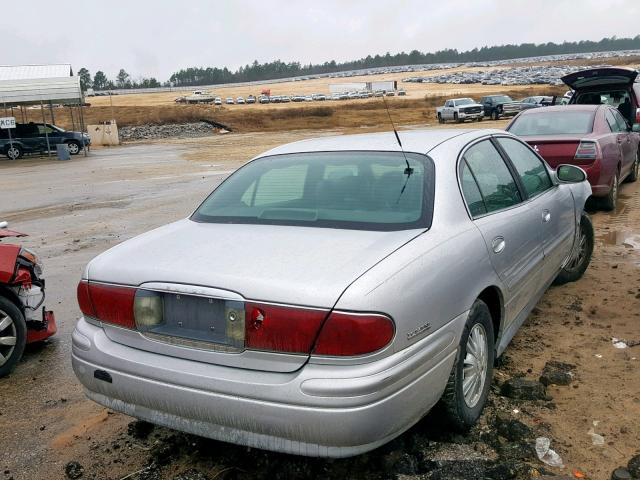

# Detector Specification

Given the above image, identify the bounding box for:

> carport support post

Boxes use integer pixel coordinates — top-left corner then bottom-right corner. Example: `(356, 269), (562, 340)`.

(4, 101), (14, 156)
(40, 101), (51, 157)
(48, 101), (55, 125)
(78, 100), (87, 156)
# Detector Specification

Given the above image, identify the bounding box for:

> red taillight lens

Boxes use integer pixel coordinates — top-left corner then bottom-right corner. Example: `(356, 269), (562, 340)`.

(313, 312), (395, 356)
(245, 302), (326, 354)
(574, 141), (598, 161)
(77, 281), (95, 317)
(77, 280), (136, 329)
(635, 108), (640, 124)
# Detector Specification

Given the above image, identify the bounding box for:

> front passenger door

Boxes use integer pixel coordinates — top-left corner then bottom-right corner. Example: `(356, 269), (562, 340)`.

(461, 140), (544, 327)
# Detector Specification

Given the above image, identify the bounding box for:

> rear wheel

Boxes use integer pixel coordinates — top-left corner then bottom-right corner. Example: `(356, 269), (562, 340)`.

(441, 299), (495, 429)
(491, 110), (499, 121)
(5, 144), (22, 160)
(438, 113), (444, 124)
(600, 173), (619, 211)
(553, 213), (594, 285)
(626, 151), (639, 183)
(0, 297), (26, 378)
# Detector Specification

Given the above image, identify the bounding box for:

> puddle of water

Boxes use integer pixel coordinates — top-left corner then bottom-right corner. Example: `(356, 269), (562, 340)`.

(599, 230), (640, 249)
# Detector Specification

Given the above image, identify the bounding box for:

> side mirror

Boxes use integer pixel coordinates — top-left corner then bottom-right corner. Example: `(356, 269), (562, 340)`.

(633, 123), (640, 133)
(557, 164), (587, 183)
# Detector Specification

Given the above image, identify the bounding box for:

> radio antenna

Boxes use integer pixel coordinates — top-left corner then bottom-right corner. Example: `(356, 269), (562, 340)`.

(382, 92), (413, 177)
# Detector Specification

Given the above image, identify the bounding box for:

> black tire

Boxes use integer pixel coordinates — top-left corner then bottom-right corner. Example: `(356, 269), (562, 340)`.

(553, 213), (594, 286)
(5, 144), (23, 160)
(491, 110), (499, 121)
(66, 140), (81, 155)
(438, 113), (444, 124)
(0, 296), (26, 378)
(625, 151), (639, 183)
(599, 172), (619, 211)
(477, 116), (483, 122)
(454, 113), (461, 123)
(441, 299), (495, 430)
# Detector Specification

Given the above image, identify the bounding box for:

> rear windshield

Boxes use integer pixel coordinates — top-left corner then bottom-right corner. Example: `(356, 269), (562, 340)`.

(192, 151), (434, 231)
(508, 111), (595, 136)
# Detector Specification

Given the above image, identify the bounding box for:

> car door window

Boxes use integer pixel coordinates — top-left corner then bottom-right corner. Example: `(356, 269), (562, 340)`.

(605, 109), (623, 132)
(463, 140), (522, 213)
(460, 161), (487, 217)
(612, 109), (630, 132)
(496, 137), (553, 198)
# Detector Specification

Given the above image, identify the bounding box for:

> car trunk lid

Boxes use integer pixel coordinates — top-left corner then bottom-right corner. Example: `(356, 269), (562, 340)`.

(87, 219), (423, 372)
(521, 136), (591, 168)
(562, 67), (638, 90)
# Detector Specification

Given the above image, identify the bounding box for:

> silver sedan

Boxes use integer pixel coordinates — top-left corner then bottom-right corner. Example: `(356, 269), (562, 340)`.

(72, 128), (593, 457)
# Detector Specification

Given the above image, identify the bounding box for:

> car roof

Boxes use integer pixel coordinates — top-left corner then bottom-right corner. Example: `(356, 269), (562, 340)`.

(517, 104), (601, 115)
(259, 129), (505, 157)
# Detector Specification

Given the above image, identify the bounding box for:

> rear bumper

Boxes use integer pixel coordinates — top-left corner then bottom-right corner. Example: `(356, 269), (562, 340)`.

(71, 314), (463, 457)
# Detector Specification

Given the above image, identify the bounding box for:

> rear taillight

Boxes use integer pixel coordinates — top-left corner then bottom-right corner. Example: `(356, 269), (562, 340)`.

(574, 141), (598, 161)
(77, 280), (136, 329)
(313, 311), (395, 356)
(636, 108), (640, 124)
(244, 302), (326, 354)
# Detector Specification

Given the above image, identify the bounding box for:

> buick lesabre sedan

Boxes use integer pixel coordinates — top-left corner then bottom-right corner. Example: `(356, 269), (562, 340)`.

(73, 129), (593, 457)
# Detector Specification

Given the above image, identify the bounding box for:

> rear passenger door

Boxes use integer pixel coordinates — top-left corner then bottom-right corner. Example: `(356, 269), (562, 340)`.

(611, 109), (635, 178)
(495, 137), (575, 285)
(460, 139), (544, 327)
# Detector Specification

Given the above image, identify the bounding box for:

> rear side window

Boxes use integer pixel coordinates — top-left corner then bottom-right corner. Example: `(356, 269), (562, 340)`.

(496, 138), (552, 198)
(460, 162), (487, 217)
(462, 140), (521, 214)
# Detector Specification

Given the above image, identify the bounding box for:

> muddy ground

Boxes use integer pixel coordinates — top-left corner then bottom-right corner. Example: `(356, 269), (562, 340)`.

(0, 127), (639, 480)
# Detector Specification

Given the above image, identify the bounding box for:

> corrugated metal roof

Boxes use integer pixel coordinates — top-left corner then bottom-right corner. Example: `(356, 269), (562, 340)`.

(0, 64), (72, 81)
(0, 64), (80, 104)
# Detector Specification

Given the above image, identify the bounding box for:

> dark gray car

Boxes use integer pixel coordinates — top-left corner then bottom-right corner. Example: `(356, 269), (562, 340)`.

(1, 122), (90, 160)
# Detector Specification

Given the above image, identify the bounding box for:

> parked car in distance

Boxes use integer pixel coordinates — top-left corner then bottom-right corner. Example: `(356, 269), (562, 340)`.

(507, 104), (640, 210)
(437, 98), (484, 123)
(258, 95), (270, 104)
(480, 95), (523, 120)
(563, 67), (640, 126)
(246, 95), (256, 104)
(214, 97), (222, 106)
(237, 97), (246, 105)
(225, 97), (234, 105)
(397, 89), (407, 96)
(0, 122), (90, 159)
(73, 128), (593, 458)
(520, 96), (554, 109)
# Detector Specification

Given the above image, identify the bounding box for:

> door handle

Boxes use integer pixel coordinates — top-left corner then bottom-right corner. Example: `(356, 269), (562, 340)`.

(491, 236), (506, 254)
(542, 210), (551, 223)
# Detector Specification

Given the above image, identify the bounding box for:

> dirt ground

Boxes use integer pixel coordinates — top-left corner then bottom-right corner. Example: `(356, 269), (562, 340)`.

(1, 122), (639, 480)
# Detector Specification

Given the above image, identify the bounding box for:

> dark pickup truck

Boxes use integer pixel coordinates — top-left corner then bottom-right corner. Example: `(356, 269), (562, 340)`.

(1, 122), (90, 160)
(480, 95), (525, 120)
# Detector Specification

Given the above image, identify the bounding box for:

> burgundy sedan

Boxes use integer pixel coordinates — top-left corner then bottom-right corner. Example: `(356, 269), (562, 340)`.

(507, 105), (640, 210)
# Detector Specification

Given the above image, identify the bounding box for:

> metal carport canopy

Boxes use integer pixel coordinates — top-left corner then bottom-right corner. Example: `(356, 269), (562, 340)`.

(0, 64), (81, 105)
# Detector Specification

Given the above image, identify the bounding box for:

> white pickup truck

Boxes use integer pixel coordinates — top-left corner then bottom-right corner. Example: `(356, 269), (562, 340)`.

(436, 98), (484, 123)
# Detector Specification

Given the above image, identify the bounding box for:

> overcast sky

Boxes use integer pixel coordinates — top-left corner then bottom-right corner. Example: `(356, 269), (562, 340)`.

(2, 0), (638, 81)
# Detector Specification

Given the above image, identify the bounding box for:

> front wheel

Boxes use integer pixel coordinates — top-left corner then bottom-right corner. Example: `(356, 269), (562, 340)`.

(0, 297), (26, 378)
(491, 110), (499, 121)
(441, 299), (495, 430)
(454, 113), (461, 123)
(553, 213), (594, 285)
(66, 140), (81, 155)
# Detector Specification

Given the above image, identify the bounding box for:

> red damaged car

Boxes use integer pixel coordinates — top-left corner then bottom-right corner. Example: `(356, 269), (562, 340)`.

(0, 222), (56, 377)
(506, 105), (640, 210)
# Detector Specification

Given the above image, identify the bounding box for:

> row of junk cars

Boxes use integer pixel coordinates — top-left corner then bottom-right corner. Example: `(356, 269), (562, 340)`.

(1, 67), (640, 460)
(176, 89), (407, 105)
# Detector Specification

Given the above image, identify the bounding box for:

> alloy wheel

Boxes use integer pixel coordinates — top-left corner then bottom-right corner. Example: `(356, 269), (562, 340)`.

(566, 225), (588, 271)
(7, 146), (20, 160)
(0, 310), (17, 367)
(67, 142), (80, 154)
(462, 323), (488, 408)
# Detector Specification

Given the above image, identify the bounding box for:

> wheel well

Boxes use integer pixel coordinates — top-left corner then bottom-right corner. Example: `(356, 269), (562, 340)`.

(477, 286), (502, 341)
(0, 286), (23, 314)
